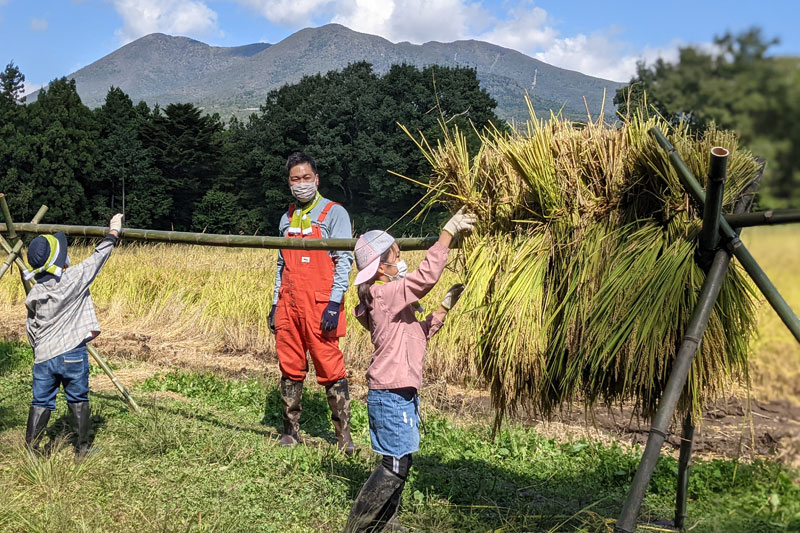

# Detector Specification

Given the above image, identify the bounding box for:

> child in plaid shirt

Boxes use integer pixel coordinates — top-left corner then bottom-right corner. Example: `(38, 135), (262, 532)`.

(23, 214), (122, 458)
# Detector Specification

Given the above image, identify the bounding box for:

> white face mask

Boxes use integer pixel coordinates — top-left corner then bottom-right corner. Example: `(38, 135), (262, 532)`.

(291, 182), (317, 203)
(384, 259), (408, 281)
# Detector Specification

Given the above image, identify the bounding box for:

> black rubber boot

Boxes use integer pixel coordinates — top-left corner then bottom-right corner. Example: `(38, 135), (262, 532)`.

(344, 465), (406, 533)
(325, 378), (355, 455)
(279, 378), (303, 447)
(68, 401), (91, 459)
(24, 406), (51, 454)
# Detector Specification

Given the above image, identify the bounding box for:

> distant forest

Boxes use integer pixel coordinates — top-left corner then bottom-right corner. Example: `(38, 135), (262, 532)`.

(0, 62), (499, 235)
(1, 28), (797, 236)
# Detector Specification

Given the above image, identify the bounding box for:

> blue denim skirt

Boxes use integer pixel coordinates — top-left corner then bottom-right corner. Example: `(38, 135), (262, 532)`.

(367, 388), (420, 458)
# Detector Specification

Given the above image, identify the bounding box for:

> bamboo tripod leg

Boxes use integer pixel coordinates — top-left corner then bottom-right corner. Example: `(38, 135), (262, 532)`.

(615, 249), (731, 533)
(87, 344), (140, 412)
(0, 200), (140, 412)
(675, 413), (695, 529)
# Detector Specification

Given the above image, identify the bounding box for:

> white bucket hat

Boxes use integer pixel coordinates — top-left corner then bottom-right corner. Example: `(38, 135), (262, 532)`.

(353, 230), (396, 285)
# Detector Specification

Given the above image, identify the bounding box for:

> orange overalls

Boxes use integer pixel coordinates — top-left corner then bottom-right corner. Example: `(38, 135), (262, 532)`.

(274, 202), (347, 386)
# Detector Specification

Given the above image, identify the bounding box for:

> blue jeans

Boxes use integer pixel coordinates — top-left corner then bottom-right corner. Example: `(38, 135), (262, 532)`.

(32, 344), (90, 410)
(367, 388), (420, 458)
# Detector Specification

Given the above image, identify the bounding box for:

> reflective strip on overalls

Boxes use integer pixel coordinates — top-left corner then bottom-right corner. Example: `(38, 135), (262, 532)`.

(274, 201), (348, 385)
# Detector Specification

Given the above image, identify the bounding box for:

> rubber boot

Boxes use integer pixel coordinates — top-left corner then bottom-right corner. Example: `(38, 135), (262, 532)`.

(24, 405), (51, 454)
(383, 488), (407, 532)
(325, 378), (355, 455)
(279, 378), (303, 447)
(68, 401), (91, 460)
(344, 465), (406, 533)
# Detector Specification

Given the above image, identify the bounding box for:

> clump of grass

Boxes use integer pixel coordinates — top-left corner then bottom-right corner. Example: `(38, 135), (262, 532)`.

(402, 106), (761, 420)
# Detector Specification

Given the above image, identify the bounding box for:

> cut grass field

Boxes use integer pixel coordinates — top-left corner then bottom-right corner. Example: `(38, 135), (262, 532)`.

(0, 340), (798, 532)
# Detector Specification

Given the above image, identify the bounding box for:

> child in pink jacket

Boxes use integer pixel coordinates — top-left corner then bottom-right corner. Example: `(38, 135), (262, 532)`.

(344, 208), (475, 532)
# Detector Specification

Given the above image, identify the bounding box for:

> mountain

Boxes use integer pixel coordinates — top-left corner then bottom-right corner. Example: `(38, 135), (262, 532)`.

(32, 24), (624, 122)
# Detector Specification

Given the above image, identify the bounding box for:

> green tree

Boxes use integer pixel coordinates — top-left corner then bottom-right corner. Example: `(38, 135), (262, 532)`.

(94, 88), (170, 227)
(4, 78), (98, 223)
(140, 103), (224, 230)
(614, 28), (799, 207)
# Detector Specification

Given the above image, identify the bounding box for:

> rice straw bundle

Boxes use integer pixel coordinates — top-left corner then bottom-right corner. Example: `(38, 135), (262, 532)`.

(402, 107), (760, 420)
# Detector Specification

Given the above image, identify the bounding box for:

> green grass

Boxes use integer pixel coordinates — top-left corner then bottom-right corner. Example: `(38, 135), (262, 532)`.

(0, 340), (798, 532)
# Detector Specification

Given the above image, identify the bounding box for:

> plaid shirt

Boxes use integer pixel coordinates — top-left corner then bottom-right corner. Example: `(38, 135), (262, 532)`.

(25, 236), (117, 364)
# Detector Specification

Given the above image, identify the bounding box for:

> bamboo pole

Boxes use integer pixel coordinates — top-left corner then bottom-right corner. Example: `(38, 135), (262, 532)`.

(674, 413), (696, 529)
(674, 147), (727, 528)
(651, 127), (800, 344)
(725, 208), (800, 228)
(0, 194), (18, 240)
(0, 223), (440, 251)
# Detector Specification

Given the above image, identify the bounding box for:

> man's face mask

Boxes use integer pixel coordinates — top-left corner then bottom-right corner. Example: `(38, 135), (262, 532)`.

(291, 182), (317, 203)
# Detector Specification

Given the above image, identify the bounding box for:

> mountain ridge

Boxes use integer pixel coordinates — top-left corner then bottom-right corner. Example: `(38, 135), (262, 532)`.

(32, 24), (624, 121)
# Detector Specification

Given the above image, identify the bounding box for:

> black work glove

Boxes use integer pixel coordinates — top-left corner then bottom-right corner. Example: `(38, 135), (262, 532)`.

(268, 304), (277, 334)
(320, 301), (340, 332)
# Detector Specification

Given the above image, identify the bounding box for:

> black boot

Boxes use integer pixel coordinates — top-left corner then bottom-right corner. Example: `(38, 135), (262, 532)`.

(326, 378), (355, 455)
(279, 378), (303, 447)
(344, 465), (406, 533)
(68, 402), (91, 459)
(24, 406), (51, 454)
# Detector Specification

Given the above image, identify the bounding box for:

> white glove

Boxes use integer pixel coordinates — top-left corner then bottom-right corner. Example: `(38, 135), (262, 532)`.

(443, 207), (476, 237)
(441, 283), (465, 310)
(109, 213), (124, 233)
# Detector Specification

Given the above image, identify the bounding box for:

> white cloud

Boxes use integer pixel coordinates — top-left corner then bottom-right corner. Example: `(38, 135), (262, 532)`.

(334, 0), (492, 44)
(30, 18), (49, 31)
(111, 0), (220, 43)
(534, 32), (682, 82)
(477, 4), (556, 54)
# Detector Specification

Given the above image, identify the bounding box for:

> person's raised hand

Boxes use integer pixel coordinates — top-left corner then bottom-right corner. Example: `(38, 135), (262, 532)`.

(442, 207), (476, 238)
(109, 213), (124, 234)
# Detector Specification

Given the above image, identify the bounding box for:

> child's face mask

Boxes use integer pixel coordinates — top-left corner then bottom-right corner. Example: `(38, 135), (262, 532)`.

(383, 259), (408, 281)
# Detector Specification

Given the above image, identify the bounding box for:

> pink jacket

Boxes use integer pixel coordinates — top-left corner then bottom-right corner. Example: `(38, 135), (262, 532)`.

(355, 241), (450, 390)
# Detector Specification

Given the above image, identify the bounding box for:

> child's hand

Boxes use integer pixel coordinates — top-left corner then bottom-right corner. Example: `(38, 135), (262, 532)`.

(443, 207), (476, 238)
(109, 213), (124, 233)
(441, 283), (465, 310)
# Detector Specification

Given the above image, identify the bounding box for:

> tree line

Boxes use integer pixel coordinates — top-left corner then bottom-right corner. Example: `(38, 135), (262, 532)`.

(0, 61), (500, 235)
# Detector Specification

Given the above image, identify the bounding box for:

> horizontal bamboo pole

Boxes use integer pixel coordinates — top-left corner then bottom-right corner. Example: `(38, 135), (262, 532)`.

(0, 223), (440, 251)
(725, 208), (800, 228)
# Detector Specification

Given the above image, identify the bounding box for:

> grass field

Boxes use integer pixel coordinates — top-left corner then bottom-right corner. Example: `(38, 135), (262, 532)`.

(0, 340), (798, 532)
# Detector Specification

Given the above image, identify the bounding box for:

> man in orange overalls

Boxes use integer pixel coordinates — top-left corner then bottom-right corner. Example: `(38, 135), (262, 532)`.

(268, 152), (355, 454)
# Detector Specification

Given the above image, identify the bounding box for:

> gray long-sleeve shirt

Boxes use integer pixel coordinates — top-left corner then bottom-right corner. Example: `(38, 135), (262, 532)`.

(273, 198), (354, 304)
(25, 236), (116, 364)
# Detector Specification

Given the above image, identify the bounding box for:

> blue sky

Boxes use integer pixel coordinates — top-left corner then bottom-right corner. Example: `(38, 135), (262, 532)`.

(1, 0), (797, 94)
